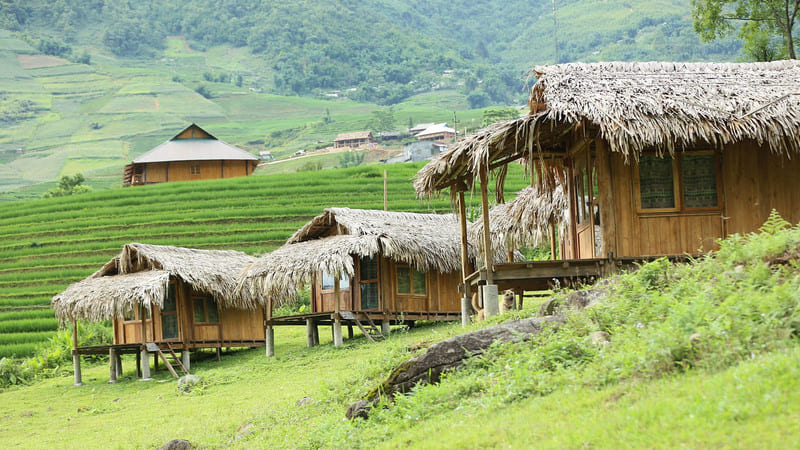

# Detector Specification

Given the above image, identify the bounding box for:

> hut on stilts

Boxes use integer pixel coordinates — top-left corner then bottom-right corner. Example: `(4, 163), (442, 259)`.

(238, 207), (512, 355)
(415, 60), (800, 319)
(52, 243), (267, 384)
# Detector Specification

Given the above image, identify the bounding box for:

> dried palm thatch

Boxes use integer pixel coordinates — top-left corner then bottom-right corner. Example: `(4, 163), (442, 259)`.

(469, 184), (568, 257)
(416, 60), (800, 197)
(52, 243), (265, 322)
(241, 208), (512, 307)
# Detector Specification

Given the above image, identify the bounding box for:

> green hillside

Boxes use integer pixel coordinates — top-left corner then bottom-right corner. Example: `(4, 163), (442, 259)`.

(2, 220), (799, 447)
(0, 162), (529, 358)
(0, 0), (742, 199)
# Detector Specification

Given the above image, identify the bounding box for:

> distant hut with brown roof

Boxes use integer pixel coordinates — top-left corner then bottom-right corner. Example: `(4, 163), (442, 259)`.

(123, 124), (259, 186)
(334, 131), (374, 149)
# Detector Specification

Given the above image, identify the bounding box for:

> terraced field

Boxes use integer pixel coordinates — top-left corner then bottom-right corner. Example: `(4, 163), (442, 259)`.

(0, 162), (528, 357)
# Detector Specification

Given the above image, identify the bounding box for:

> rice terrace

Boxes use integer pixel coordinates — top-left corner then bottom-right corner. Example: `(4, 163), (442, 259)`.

(3, 0), (800, 448)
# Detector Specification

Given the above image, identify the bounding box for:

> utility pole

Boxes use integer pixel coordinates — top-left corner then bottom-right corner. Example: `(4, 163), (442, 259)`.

(452, 111), (458, 143)
(552, 0), (559, 64)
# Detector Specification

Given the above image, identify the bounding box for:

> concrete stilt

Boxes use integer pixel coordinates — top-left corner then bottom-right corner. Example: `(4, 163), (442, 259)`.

(108, 348), (118, 383)
(265, 326), (275, 357)
(306, 319), (316, 347)
(181, 350), (191, 371)
(381, 319), (391, 336)
(461, 294), (471, 327)
(333, 318), (343, 347)
(482, 284), (500, 318)
(140, 349), (152, 381)
(72, 354), (83, 386)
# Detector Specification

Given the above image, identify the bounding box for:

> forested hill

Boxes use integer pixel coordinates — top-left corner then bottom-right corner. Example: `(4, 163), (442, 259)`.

(2, 0), (740, 106)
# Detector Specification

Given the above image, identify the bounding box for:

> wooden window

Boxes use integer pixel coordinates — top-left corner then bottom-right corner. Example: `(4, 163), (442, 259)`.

(396, 265), (426, 295)
(190, 164), (201, 175)
(637, 152), (720, 212)
(321, 272), (349, 290)
(359, 256), (379, 310)
(160, 282), (179, 340)
(123, 306), (150, 321)
(192, 297), (219, 323)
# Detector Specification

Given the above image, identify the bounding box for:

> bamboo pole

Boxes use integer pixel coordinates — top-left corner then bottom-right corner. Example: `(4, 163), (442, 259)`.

(266, 300), (274, 357)
(140, 304), (152, 380)
(384, 170), (388, 211)
(458, 191), (471, 327)
(72, 320), (83, 386)
(479, 167), (499, 318)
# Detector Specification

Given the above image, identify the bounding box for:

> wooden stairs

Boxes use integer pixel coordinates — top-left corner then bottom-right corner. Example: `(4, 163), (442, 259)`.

(339, 311), (385, 342)
(146, 343), (189, 378)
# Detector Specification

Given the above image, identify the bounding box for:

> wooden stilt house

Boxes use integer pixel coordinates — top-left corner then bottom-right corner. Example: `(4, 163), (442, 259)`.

(415, 61), (800, 317)
(122, 124), (260, 186)
(51, 243), (267, 384)
(239, 208), (511, 354)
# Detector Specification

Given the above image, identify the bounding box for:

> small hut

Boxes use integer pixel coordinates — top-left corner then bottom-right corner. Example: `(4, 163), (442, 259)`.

(334, 131), (374, 149)
(52, 243), (267, 384)
(415, 60), (800, 315)
(240, 208), (510, 354)
(123, 124), (259, 186)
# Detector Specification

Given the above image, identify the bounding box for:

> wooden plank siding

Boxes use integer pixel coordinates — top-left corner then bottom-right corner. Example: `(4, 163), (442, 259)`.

(593, 139), (800, 258)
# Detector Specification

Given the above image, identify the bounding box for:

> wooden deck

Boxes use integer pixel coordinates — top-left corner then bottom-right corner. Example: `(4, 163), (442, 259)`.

(466, 255), (690, 291)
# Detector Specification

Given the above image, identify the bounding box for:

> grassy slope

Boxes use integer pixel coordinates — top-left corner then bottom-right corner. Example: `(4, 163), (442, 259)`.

(0, 162), (529, 357)
(2, 221), (799, 448)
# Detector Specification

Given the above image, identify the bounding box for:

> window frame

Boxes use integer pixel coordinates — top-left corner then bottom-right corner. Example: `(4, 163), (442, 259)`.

(190, 164), (201, 175)
(634, 150), (721, 214)
(358, 256), (380, 310)
(395, 264), (427, 296)
(192, 296), (219, 324)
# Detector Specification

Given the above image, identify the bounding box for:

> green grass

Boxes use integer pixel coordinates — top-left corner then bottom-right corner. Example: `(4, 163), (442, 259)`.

(1, 220), (799, 448)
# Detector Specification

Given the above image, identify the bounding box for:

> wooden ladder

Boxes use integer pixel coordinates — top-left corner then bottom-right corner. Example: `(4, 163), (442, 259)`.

(339, 311), (384, 343)
(145, 343), (189, 378)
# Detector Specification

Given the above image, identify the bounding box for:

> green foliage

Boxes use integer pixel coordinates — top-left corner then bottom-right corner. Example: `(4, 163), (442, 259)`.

(692, 0), (799, 59)
(366, 109), (396, 133)
(337, 151), (366, 169)
(481, 106), (519, 126)
(41, 173), (91, 198)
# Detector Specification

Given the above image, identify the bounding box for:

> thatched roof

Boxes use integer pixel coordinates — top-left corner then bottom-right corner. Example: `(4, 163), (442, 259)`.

(52, 243), (265, 322)
(469, 184), (568, 256)
(241, 208), (512, 306)
(334, 131), (373, 141)
(416, 60), (800, 197)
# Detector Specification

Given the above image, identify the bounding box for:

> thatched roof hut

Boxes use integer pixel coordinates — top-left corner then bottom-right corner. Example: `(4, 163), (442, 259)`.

(415, 60), (800, 198)
(469, 184), (568, 257)
(241, 208), (510, 307)
(52, 243), (264, 322)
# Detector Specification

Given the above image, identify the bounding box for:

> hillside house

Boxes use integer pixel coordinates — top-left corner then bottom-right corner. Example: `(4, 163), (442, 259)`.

(415, 60), (800, 319)
(334, 131), (374, 149)
(416, 123), (456, 143)
(385, 141), (446, 164)
(52, 243), (268, 384)
(123, 124), (259, 186)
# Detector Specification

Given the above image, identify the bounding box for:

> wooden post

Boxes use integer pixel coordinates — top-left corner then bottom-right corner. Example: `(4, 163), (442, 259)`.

(312, 321), (319, 345)
(347, 325), (354, 340)
(479, 167), (494, 286)
(458, 191), (471, 327)
(549, 224), (558, 260)
(479, 167), (499, 318)
(72, 320), (83, 386)
(115, 353), (122, 378)
(384, 169), (388, 211)
(266, 301), (274, 357)
(108, 348), (118, 383)
(333, 278), (343, 347)
(136, 351), (141, 378)
(306, 318), (316, 347)
(595, 138), (616, 258)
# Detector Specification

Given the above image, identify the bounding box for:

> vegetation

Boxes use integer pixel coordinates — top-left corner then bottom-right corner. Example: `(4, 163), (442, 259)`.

(1, 215), (798, 447)
(41, 173), (91, 198)
(692, 0), (799, 59)
(0, 163), (528, 357)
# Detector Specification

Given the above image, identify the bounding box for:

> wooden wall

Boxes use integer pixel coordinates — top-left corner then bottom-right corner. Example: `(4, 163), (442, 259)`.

(113, 279), (265, 346)
(595, 139), (800, 258)
(310, 255), (461, 314)
(137, 160), (255, 184)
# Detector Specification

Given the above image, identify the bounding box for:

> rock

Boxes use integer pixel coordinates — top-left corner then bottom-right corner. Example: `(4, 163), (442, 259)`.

(537, 297), (559, 316)
(296, 396), (313, 407)
(589, 331), (610, 346)
(346, 400), (372, 420)
(159, 439), (192, 450)
(178, 374), (200, 388)
(347, 315), (564, 420)
(537, 288), (607, 317)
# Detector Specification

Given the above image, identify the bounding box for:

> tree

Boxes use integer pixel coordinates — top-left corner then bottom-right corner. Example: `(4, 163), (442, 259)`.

(692, 0), (799, 60)
(42, 174), (91, 198)
(367, 109), (396, 132)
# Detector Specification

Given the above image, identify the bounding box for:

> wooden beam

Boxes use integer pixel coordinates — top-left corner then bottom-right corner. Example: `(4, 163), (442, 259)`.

(595, 138), (617, 258)
(479, 167), (494, 285)
(458, 191), (471, 327)
(72, 320), (83, 386)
